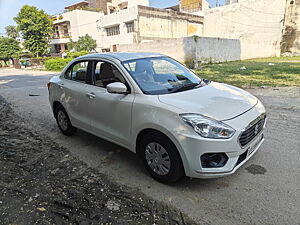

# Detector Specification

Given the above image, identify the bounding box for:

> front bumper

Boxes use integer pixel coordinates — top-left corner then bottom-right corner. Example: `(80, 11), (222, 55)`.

(194, 133), (264, 178)
(174, 101), (266, 179)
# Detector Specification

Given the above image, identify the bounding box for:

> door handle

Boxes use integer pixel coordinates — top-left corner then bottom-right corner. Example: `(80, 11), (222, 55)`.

(58, 83), (64, 89)
(86, 92), (96, 99)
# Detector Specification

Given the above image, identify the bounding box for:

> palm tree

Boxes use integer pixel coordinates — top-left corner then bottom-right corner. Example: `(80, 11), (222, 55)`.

(5, 25), (19, 39)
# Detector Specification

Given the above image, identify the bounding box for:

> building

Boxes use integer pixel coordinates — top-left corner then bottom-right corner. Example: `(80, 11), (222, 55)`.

(64, 1), (89, 10)
(49, 8), (102, 54)
(106, 0), (149, 14)
(48, 0), (298, 61)
(203, 0), (286, 59)
(49, 0), (204, 53)
(87, 0), (149, 14)
(177, 0), (210, 16)
(180, 0), (203, 12)
(97, 5), (204, 51)
(225, 0), (239, 5)
(87, 0), (112, 14)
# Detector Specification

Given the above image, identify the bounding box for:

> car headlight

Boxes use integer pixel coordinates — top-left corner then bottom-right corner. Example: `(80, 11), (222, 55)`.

(180, 114), (235, 139)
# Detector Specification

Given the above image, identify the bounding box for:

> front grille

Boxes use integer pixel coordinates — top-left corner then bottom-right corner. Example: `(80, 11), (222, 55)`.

(239, 115), (266, 147)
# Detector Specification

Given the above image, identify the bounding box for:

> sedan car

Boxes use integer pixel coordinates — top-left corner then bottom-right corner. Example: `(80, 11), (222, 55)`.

(48, 52), (266, 183)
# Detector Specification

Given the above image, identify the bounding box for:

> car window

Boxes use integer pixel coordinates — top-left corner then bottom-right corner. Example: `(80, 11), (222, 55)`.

(152, 60), (183, 75)
(93, 61), (125, 88)
(124, 62), (136, 72)
(122, 57), (202, 95)
(65, 61), (89, 83)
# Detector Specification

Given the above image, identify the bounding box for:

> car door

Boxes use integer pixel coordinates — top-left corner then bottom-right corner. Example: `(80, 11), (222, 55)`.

(86, 60), (135, 148)
(60, 60), (93, 131)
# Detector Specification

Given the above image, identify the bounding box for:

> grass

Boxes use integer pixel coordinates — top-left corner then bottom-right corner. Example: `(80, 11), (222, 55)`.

(196, 56), (300, 88)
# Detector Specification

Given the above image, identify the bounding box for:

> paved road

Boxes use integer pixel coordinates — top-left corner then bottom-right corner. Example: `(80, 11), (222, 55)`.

(1, 68), (300, 225)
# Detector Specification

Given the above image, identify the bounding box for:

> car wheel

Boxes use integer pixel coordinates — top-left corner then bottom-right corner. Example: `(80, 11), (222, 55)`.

(139, 132), (184, 183)
(54, 104), (77, 136)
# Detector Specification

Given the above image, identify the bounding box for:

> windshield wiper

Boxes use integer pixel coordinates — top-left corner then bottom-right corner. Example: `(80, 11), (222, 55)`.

(169, 81), (203, 93)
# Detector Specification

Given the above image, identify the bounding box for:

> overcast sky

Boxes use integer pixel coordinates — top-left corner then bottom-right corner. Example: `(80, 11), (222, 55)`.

(0, 0), (224, 34)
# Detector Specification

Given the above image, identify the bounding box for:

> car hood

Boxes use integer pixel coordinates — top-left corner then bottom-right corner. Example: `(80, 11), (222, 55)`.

(158, 82), (258, 121)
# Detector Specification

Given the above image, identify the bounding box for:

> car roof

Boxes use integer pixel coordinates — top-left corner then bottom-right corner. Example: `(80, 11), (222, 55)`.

(78, 52), (165, 62)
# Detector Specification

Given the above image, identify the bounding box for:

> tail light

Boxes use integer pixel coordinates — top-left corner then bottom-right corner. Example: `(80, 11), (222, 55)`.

(47, 82), (51, 90)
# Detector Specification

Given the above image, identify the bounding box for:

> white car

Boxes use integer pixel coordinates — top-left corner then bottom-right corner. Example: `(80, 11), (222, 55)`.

(48, 52), (266, 183)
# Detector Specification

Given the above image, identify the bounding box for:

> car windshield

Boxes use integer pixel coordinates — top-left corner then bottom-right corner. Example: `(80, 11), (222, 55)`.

(122, 57), (203, 95)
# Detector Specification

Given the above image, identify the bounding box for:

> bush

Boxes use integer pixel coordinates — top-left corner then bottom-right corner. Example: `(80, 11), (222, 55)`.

(30, 57), (56, 65)
(184, 57), (195, 69)
(67, 51), (88, 59)
(45, 58), (72, 71)
(0, 60), (10, 67)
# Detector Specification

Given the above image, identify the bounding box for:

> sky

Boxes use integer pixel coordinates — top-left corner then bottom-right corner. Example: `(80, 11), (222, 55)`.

(0, 0), (224, 34)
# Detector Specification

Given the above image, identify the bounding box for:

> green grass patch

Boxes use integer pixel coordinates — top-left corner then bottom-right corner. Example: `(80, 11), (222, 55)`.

(196, 57), (300, 88)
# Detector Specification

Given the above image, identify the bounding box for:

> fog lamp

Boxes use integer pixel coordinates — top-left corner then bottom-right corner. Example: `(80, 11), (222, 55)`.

(201, 153), (228, 168)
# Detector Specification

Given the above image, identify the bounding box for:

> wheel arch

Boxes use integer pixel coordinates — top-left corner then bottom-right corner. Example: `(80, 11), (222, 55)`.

(52, 101), (64, 117)
(135, 127), (189, 175)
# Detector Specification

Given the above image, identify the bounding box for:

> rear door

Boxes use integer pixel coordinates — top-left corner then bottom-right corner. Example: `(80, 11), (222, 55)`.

(86, 60), (135, 148)
(60, 60), (93, 130)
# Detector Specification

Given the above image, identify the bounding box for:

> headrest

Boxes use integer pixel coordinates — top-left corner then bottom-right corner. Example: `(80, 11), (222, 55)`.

(135, 60), (153, 74)
(100, 63), (114, 79)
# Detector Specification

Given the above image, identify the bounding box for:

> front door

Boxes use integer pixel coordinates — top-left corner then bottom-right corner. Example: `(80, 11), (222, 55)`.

(87, 60), (135, 148)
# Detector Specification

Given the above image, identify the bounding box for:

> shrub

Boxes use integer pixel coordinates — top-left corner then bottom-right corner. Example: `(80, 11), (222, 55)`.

(30, 57), (56, 65)
(45, 58), (72, 71)
(67, 51), (88, 59)
(0, 60), (5, 67)
(184, 57), (195, 69)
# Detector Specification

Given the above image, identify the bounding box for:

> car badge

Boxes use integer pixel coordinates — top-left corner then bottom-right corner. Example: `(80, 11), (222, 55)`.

(254, 124), (259, 135)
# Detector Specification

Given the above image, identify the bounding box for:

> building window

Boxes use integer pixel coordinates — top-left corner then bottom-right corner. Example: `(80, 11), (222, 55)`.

(106, 25), (120, 36)
(54, 44), (61, 53)
(126, 22), (134, 33)
(63, 25), (69, 38)
(54, 26), (60, 38)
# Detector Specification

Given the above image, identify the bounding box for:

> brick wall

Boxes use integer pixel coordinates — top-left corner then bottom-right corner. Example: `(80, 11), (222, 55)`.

(88, 0), (112, 14)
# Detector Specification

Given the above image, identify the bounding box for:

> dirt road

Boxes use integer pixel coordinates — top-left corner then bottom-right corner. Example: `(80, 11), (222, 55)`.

(0, 96), (196, 224)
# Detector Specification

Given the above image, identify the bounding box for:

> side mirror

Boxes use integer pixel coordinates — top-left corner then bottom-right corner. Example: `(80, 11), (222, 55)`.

(107, 82), (128, 94)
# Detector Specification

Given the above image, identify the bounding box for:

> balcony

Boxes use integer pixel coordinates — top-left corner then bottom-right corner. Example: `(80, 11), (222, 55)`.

(49, 32), (72, 44)
(51, 32), (72, 39)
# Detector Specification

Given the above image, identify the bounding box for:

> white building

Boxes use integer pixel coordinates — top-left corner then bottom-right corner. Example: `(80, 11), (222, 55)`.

(49, 8), (102, 53)
(97, 5), (204, 51)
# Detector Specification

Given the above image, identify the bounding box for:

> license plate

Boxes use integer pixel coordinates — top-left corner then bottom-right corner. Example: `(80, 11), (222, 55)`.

(247, 134), (263, 157)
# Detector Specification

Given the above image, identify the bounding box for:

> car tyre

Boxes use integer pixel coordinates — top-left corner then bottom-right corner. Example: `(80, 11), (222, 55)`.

(139, 132), (184, 183)
(54, 104), (77, 136)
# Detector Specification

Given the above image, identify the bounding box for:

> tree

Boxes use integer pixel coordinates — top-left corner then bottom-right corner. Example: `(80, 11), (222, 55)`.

(68, 34), (97, 52)
(5, 25), (19, 39)
(67, 39), (76, 52)
(14, 5), (53, 57)
(0, 37), (21, 65)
